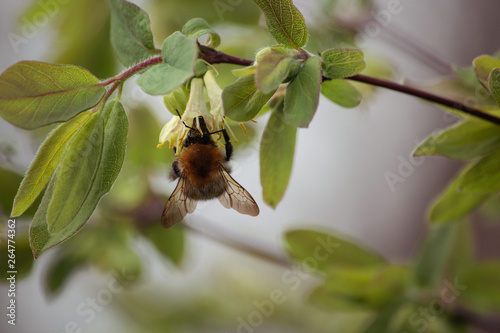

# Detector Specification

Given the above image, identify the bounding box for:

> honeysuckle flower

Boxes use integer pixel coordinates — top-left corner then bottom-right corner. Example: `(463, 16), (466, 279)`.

(204, 69), (237, 141)
(157, 115), (182, 149)
(158, 75), (234, 152)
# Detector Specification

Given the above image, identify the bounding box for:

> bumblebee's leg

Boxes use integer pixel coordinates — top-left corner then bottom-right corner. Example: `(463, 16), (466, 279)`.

(221, 128), (233, 161)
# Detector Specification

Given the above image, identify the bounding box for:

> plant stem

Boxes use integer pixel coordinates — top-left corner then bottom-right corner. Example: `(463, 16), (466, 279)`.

(199, 46), (500, 126)
(347, 74), (500, 125)
(98, 47), (500, 126)
(100, 56), (163, 86)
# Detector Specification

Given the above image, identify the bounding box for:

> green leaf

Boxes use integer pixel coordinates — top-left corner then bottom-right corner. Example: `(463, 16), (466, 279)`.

(463, 261), (500, 311)
(283, 56), (321, 127)
(181, 17), (220, 48)
(429, 166), (488, 224)
(414, 225), (454, 289)
(232, 66), (256, 77)
(472, 55), (500, 90)
(252, 0), (309, 49)
(489, 68), (500, 106)
(30, 101), (128, 258)
(107, 0), (157, 67)
(260, 104), (296, 208)
(136, 32), (197, 95)
(413, 221), (472, 289)
(310, 266), (408, 312)
(284, 229), (386, 272)
(255, 47), (295, 94)
(45, 253), (84, 296)
(321, 48), (366, 79)
(163, 85), (189, 116)
(362, 303), (403, 333)
(321, 79), (362, 108)
(47, 112), (104, 234)
(142, 224), (185, 266)
(11, 112), (93, 217)
(460, 148), (500, 193)
(223, 74), (276, 122)
(162, 32), (198, 73)
(413, 118), (500, 160)
(0, 61), (105, 129)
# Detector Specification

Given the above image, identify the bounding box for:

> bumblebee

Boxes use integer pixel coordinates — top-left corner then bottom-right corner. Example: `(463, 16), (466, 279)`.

(162, 116), (259, 227)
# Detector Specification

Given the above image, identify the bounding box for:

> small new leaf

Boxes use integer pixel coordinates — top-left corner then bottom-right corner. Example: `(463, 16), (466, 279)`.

(321, 48), (366, 79)
(136, 32), (197, 95)
(321, 79), (362, 108)
(260, 103), (296, 208)
(472, 55), (500, 91)
(255, 48), (295, 94)
(107, 0), (157, 67)
(252, 0), (308, 49)
(163, 85), (189, 116)
(223, 74), (276, 122)
(181, 18), (221, 48)
(489, 68), (500, 107)
(11, 112), (93, 217)
(283, 56), (321, 127)
(0, 61), (105, 129)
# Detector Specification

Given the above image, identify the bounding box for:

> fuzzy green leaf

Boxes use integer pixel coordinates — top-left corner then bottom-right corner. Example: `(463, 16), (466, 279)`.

(107, 0), (157, 67)
(429, 166), (488, 224)
(223, 74), (276, 122)
(321, 48), (366, 79)
(472, 55), (500, 91)
(47, 112), (104, 234)
(460, 148), (500, 193)
(181, 17), (220, 48)
(11, 112), (93, 218)
(260, 104), (296, 208)
(321, 78), (362, 108)
(284, 229), (385, 272)
(255, 48), (295, 94)
(283, 56), (321, 127)
(490, 68), (500, 106)
(232, 66), (256, 77)
(414, 118), (500, 160)
(0, 61), (105, 129)
(30, 101), (128, 258)
(136, 32), (197, 95)
(252, 0), (308, 49)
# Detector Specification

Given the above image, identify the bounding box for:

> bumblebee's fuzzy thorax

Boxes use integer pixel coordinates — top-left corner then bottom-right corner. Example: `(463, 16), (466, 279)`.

(176, 143), (229, 199)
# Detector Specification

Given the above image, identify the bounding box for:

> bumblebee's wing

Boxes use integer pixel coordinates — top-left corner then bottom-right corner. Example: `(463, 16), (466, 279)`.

(217, 165), (260, 216)
(162, 177), (197, 228)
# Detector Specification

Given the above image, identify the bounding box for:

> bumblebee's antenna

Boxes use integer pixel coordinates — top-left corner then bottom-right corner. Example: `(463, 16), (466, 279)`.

(176, 109), (193, 130)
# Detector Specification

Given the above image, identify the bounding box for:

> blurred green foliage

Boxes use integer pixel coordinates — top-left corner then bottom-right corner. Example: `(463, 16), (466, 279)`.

(1, 0), (500, 332)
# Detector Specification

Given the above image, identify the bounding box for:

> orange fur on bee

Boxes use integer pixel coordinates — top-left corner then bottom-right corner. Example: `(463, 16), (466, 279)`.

(177, 143), (225, 186)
